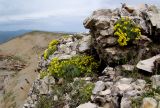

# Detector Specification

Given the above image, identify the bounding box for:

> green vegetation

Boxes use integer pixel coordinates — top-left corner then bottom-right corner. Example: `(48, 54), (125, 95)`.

(114, 17), (141, 46)
(35, 95), (53, 108)
(40, 70), (48, 79)
(43, 39), (59, 60)
(36, 80), (95, 108)
(131, 87), (160, 108)
(42, 55), (99, 80)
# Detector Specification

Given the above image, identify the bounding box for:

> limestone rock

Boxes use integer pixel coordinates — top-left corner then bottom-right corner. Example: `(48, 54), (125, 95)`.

(153, 58), (160, 74)
(115, 83), (133, 92)
(102, 37), (117, 46)
(92, 81), (105, 94)
(141, 97), (158, 108)
(77, 102), (98, 108)
(99, 89), (111, 96)
(133, 79), (146, 90)
(122, 65), (134, 71)
(43, 76), (55, 85)
(102, 103), (114, 108)
(136, 54), (160, 72)
(118, 78), (133, 84)
(78, 35), (91, 53)
(151, 75), (160, 89)
(120, 97), (131, 108)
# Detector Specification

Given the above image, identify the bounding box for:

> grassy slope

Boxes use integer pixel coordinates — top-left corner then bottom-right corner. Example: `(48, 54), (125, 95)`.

(0, 31), (65, 108)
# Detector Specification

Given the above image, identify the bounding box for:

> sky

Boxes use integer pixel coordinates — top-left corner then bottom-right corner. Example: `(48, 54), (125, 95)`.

(0, 0), (159, 32)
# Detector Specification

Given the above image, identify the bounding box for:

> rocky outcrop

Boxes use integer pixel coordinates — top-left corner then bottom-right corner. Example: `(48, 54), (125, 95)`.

(83, 4), (159, 66)
(23, 34), (93, 108)
(23, 4), (160, 108)
(38, 34), (92, 70)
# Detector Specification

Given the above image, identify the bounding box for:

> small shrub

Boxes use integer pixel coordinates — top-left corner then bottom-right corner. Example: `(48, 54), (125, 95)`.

(43, 39), (59, 60)
(78, 82), (95, 103)
(62, 35), (70, 39)
(40, 71), (48, 79)
(48, 40), (59, 48)
(47, 55), (99, 80)
(114, 17), (141, 46)
(51, 79), (94, 108)
(36, 96), (53, 108)
(131, 87), (160, 108)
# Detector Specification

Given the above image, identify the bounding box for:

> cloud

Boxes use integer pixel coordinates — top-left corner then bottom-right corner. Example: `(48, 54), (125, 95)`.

(0, 0), (113, 22)
(0, 0), (159, 32)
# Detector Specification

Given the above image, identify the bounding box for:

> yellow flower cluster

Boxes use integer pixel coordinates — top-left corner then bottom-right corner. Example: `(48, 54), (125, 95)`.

(43, 39), (59, 60)
(114, 17), (141, 46)
(46, 55), (99, 79)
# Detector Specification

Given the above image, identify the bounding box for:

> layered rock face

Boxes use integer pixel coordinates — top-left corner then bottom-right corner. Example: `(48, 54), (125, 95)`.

(83, 4), (160, 66)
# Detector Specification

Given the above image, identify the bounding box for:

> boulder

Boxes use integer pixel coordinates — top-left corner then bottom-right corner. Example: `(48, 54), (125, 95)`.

(153, 58), (160, 74)
(92, 81), (105, 94)
(136, 54), (160, 72)
(133, 79), (146, 90)
(122, 65), (134, 71)
(118, 78), (133, 84)
(99, 89), (111, 96)
(100, 37), (117, 46)
(102, 67), (115, 75)
(77, 102), (98, 108)
(102, 103), (114, 108)
(78, 35), (91, 53)
(115, 84), (133, 92)
(141, 97), (158, 108)
(151, 75), (160, 89)
(120, 97), (131, 108)
(43, 76), (55, 85)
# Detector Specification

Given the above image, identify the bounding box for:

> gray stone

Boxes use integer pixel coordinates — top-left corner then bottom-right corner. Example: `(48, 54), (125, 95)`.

(141, 97), (158, 108)
(92, 9), (112, 16)
(102, 67), (114, 74)
(122, 65), (134, 71)
(39, 81), (49, 95)
(100, 28), (114, 36)
(158, 101), (160, 108)
(124, 90), (141, 97)
(105, 48), (117, 55)
(151, 75), (160, 89)
(77, 102), (98, 108)
(64, 104), (70, 108)
(105, 82), (113, 88)
(58, 54), (73, 60)
(92, 81), (105, 94)
(134, 79), (146, 89)
(102, 103), (114, 108)
(105, 37), (117, 46)
(78, 35), (91, 53)
(82, 77), (92, 81)
(100, 30), (109, 36)
(83, 17), (94, 28)
(54, 95), (58, 101)
(99, 89), (111, 96)
(95, 17), (111, 29)
(43, 76), (55, 85)
(102, 67), (116, 80)
(92, 96), (106, 105)
(120, 97), (131, 108)
(115, 83), (133, 92)
(136, 54), (160, 72)
(118, 78), (133, 84)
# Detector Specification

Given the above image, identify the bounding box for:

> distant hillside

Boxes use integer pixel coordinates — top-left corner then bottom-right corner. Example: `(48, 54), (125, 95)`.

(0, 30), (75, 44)
(0, 30), (31, 44)
(0, 31), (65, 108)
